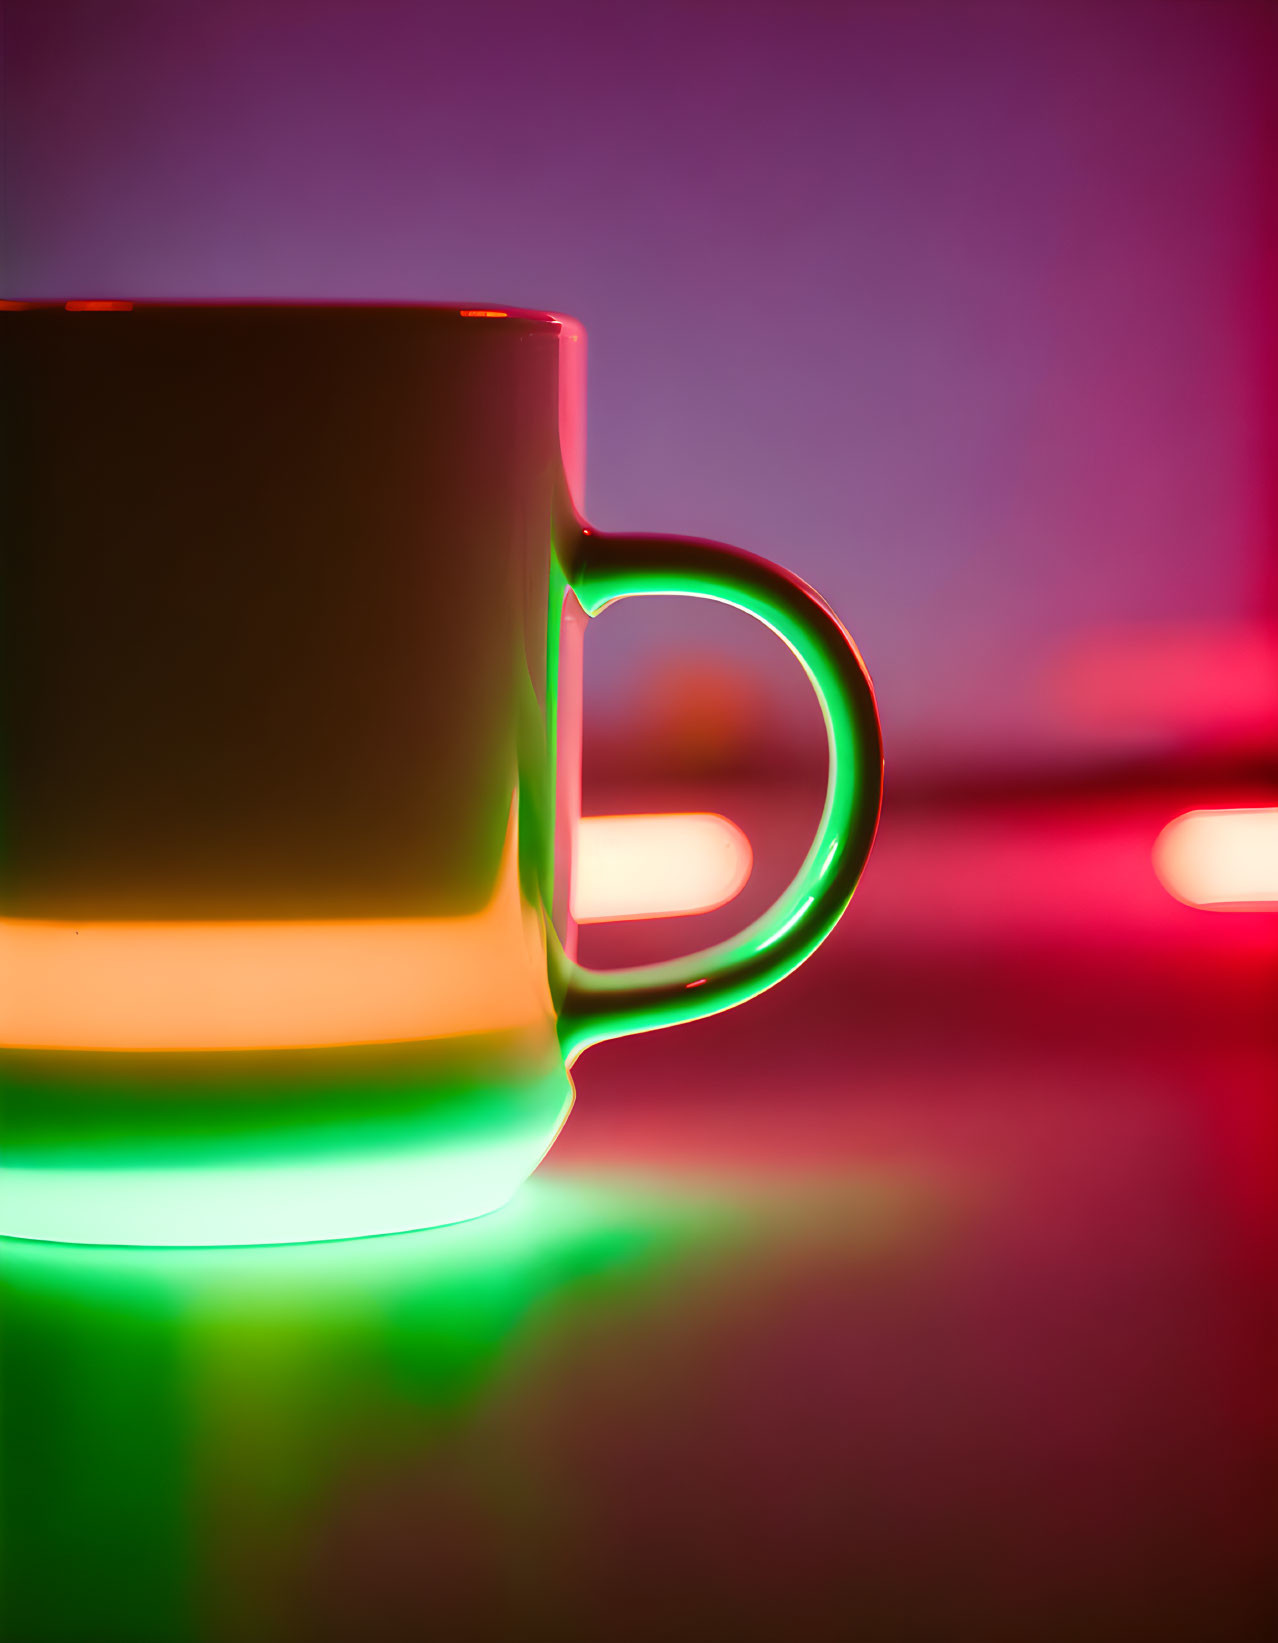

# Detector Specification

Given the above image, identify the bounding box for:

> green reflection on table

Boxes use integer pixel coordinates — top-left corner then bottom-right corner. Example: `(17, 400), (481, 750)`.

(1, 1167), (937, 1643)
(0, 1179), (746, 1642)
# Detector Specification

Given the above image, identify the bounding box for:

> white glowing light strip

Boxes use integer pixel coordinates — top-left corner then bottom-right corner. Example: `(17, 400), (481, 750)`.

(574, 813), (752, 923)
(1153, 808), (1278, 908)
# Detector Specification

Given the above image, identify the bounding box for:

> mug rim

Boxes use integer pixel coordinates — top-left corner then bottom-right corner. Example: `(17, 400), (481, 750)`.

(0, 298), (579, 331)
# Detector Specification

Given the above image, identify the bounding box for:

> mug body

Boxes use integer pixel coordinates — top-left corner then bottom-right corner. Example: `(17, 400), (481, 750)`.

(0, 304), (584, 1244)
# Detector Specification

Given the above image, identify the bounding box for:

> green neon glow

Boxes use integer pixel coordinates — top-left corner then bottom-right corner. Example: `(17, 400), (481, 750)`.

(0, 1106), (571, 1247)
(0, 1034), (573, 1247)
(558, 534), (882, 1063)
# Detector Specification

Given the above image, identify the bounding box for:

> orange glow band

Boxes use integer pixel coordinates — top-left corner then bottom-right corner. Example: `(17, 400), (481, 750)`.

(0, 813), (552, 1052)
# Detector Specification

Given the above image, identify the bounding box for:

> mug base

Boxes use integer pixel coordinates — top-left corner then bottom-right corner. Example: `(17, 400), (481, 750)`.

(0, 1091), (573, 1248)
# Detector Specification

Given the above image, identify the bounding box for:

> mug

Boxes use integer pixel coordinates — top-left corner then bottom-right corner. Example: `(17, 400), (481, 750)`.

(0, 302), (881, 1246)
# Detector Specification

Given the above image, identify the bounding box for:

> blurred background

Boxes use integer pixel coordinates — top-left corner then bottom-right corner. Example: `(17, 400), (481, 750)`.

(1, 2), (1275, 1640)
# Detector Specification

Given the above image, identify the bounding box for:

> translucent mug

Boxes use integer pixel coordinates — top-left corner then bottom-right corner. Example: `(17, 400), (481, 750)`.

(0, 302), (881, 1245)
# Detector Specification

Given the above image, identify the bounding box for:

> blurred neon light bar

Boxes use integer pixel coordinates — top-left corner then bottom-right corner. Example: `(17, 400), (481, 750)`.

(1153, 809), (1278, 909)
(573, 813), (752, 923)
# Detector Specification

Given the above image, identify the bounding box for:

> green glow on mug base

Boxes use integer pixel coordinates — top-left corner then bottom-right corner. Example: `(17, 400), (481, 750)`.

(0, 1093), (572, 1248)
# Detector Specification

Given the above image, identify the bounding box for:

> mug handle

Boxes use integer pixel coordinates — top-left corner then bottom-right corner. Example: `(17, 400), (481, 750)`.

(558, 530), (883, 1065)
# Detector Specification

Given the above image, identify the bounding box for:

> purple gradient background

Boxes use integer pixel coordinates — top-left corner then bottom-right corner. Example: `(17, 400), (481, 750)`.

(3, 0), (1274, 772)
